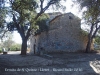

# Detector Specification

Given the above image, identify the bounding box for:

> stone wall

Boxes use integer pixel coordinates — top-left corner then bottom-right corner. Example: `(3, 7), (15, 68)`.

(30, 13), (90, 54)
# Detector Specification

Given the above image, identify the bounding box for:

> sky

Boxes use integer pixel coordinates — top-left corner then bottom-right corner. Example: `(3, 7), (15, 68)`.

(12, 0), (82, 44)
(13, 31), (22, 44)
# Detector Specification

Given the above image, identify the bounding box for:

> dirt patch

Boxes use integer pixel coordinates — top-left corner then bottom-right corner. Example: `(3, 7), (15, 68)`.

(0, 52), (100, 75)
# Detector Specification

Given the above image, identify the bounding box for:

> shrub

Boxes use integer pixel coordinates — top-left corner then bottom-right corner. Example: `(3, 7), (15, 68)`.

(10, 44), (21, 51)
(81, 30), (88, 36)
(0, 49), (2, 53)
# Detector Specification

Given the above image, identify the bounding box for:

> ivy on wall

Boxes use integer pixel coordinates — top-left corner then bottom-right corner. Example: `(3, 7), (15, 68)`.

(35, 13), (49, 35)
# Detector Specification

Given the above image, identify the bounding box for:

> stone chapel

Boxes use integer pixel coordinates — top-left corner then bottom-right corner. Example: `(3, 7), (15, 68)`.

(30, 12), (91, 54)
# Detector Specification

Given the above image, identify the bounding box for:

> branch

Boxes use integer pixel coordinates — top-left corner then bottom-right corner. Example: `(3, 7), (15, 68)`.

(9, 0), (21, 11)
(18, 11), (23, 25)
(12, 14), (20, 30)
(88, 23), (94, 39)
(34, 11), (43, 21)
(26, 28), (31, 40)
(14, 3), (21, 11)
(12, 14), (23, 35)
(9, 0), (13, 4)
(92, 25), (100, 38)
(49, 0), (57, 4)
(35, 0), (58, 20)
(1, 30), (8, 40)
(94, 20), (100, 25)
(40, 0), (44, 12)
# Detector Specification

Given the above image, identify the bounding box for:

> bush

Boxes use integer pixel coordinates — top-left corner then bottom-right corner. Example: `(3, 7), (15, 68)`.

(0, 49), (2, 53)
(81, 30), (88, 36)
(10, 44), (21, 51)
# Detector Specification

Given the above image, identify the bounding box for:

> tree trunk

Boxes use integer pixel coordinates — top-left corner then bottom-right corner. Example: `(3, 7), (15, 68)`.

(21, 40), (27, 55)
(85, 38), (93, 53)
(85, 24), (94, 53)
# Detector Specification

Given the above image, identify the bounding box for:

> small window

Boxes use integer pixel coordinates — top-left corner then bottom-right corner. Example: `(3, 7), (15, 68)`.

(69, 16), (73, 19)
(35, 39), (36, 43)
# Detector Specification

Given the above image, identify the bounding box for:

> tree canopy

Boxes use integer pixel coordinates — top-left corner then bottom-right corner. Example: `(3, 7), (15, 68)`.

(74, 0), (100, 24)
(0, 0), (8, 39)
(73, 0), (100, 52)
(4, 0), (66, 55)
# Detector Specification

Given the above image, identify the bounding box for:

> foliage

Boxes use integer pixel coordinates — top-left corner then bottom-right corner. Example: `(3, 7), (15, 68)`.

(2, 40), (14, 49)
(73, 0), (100, 52)
(0, 40), (21, 52)
(0, 49), (2, 53)
(1, 31), (14, 41)
(74, 0), (100, 21)
(10, 44), (21, 51)
(0, 0), (7, 25)
(35, 13), (50, 35)
(0, 32), (15, 51)
(0, 0), (9, 39)
(81, 29), (88, 36)
(94, 36), (100, 45)
(73, 0), (100, 27)
(0, 43), (21, 52)
(0, 9), (6, 27)
(0, 0), (5, 7)
(4, 0), (66, 55)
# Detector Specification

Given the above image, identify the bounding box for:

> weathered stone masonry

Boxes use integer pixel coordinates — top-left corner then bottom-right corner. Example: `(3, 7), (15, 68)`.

(30, 12), (89, 54)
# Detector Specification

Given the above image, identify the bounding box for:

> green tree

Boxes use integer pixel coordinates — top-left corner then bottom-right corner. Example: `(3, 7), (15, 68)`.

(95, 36), (100, 45)
(35, 13), (50, 35)
(0, 0), (6, 8)
(0, 32), (21, 52)
(0, 0), (6, 27)
(6, 0), (66, 55)
(0, 0), (9, 39)
(74, 0), (100, 53)
(10, 44), (21, 51)
(0, 32), (15, 50)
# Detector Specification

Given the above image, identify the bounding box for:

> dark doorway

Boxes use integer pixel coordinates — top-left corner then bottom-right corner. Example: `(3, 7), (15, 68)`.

(34, 44), (36, 54)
